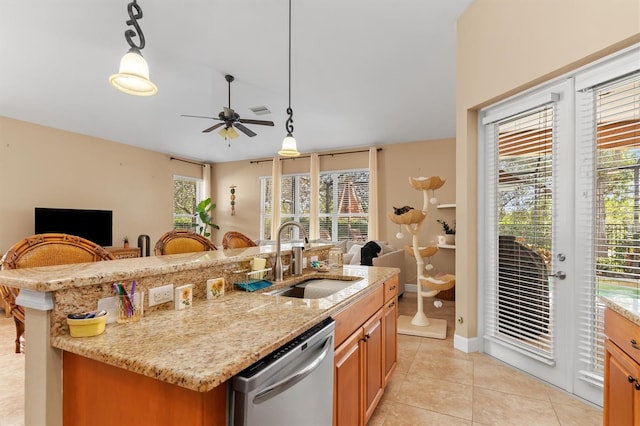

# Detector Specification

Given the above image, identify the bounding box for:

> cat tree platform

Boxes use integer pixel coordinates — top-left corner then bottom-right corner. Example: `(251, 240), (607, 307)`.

(398, 315), (448, 339)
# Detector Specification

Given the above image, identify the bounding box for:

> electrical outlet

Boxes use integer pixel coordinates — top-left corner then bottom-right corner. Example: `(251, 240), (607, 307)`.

(148, 284), (173, 306)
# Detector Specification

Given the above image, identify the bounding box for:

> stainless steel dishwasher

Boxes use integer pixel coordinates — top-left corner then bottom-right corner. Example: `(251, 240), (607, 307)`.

(229, 317), (335, 426)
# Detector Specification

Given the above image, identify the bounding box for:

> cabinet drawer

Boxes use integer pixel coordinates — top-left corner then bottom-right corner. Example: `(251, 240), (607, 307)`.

(333, 286), (384, 348)
(384, 275), (399, 302)
(605, 308), (640, 365)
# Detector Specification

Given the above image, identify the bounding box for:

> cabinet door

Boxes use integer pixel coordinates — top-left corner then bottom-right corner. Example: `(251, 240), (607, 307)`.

(334, 329), (364, 426)
(384, 297), (398, 385)
(363, 309), (384, 423)
(604, 339), (640, 426)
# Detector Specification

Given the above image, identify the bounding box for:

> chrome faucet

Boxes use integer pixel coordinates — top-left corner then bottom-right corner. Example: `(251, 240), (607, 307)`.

(274, 221), (309, 281)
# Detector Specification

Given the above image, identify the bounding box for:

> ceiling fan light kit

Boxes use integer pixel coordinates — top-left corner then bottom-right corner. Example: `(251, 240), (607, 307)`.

(219, 126), (239, 140)
(279, 0), (301, 158)
(109, 0), (157, 96)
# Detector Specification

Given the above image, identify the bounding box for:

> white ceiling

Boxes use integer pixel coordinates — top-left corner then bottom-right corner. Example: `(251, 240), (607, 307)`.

(0, 0), (473, 163)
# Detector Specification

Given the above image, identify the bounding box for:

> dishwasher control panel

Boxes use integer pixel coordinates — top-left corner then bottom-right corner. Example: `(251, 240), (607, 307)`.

(236, 316), (335, 379)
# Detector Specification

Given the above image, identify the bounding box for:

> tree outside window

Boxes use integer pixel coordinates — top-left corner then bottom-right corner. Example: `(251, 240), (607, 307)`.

(173, 176), (202, 230)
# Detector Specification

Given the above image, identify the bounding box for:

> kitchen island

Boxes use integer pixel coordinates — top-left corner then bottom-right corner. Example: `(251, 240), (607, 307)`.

(0, 244), (399, 425)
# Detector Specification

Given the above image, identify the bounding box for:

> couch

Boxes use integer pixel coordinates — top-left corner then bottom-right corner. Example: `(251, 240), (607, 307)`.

(342, 240), (405, 296)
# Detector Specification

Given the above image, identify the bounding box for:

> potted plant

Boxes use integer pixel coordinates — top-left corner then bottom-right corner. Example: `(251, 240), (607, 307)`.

(436, 220), (456, 245)
(194, 198), (220, 238)
(123, 236), (129, 248)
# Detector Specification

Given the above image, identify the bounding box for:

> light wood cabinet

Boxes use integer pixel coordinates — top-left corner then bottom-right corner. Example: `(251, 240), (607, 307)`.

(363, 309), (384, 422)
(604, 308), (640, 426)
(333, 274), (398, 425)
(334, 327), (364, 426)
(63, 352), (227, 426)
(383, 295), (398, 384)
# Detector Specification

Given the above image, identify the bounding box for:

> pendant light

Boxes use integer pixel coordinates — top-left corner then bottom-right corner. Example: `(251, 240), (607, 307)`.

(278, 0), (300, 157)
(109, 0), (158, 96)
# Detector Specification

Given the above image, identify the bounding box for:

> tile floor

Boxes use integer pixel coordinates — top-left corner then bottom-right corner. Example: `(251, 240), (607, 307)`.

(0, 292), (603, 426)
(369, 292), (603, 425)
(0, 314), (24, 426)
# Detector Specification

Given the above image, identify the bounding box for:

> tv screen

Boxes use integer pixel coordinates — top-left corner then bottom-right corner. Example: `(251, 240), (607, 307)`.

(34, 208), (113, 247)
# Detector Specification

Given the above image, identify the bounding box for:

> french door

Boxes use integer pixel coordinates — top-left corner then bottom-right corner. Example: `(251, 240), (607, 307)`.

(479, 46), (640, 406)
(480, 80), (575, 392)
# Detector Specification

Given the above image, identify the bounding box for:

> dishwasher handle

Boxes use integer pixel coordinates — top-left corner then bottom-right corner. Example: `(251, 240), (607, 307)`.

(253, 335), (333, 405)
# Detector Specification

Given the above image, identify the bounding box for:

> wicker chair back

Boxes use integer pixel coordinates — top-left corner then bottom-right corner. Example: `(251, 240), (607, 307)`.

(222, 231), (257, 249)
(154, 230), (217, 256)
(0, 233), (115, 353)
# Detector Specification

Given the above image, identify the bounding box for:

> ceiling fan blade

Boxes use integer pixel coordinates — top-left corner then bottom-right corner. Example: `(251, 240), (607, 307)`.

(234, 123), (257, 137)
(181, 114), (222, 121)
(238, 118), (275, 126)
(202, 122), (226, 133)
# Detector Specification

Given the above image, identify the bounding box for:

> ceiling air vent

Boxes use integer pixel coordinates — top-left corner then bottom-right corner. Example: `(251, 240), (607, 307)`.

(249, 106), (271, 116)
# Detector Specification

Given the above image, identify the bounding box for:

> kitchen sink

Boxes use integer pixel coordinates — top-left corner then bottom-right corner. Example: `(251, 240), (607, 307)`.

(265, 277), (363, 299)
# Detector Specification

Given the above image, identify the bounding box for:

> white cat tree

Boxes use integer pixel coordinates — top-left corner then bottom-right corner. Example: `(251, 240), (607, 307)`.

(388, 176), (455, 339)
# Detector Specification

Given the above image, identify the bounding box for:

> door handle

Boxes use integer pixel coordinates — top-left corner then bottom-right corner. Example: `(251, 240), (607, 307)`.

(252, 335), (333, 404)
(549, 271), (566, 280)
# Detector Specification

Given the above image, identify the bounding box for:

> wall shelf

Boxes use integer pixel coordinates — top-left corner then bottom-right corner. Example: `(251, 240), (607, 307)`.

(437, 204), (456, 209)
(437, 244), (456, 250)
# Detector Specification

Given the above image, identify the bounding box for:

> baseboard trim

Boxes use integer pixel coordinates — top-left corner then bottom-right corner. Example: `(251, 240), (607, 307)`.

(454, 334), (480, 353)
(404, 283), (417, 293)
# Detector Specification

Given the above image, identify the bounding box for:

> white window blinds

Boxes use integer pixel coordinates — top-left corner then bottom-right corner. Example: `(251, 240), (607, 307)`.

(484, 102), (555, 360)
(576, 71), (640, 383)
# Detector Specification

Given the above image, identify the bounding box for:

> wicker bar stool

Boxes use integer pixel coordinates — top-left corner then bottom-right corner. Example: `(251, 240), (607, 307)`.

(222, 231), (257, 249)
(0, 233), (115, 353)
(153, 230), (217, 255)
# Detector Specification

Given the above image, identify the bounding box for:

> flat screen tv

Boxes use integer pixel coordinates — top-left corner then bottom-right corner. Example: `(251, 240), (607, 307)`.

(34, 208), (113, 247)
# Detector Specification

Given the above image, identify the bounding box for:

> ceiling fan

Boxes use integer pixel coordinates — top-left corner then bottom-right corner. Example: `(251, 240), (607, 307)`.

(181, 74), (274, 139)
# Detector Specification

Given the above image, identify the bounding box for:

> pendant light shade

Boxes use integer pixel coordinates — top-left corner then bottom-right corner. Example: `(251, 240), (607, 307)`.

(109, 1), (157, 96)
(279, 133), (300, 157)
(109, 48), (157, 96)
(279, 0), (300, 157)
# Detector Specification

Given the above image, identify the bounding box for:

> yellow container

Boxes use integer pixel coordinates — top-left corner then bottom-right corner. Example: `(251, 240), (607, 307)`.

(67, 313), (108, 337)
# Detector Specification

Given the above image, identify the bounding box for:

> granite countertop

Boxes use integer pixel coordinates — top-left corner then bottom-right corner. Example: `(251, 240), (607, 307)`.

(0, 244), (328, 292)
(51, 265), (399, 393)
(601, 294), (640, 326)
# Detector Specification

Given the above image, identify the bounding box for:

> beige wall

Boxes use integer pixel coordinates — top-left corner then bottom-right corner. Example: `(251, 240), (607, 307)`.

(0, 116), (203, 254)
(0, 115), (456, 279)
(212, 139), (456, 280)
(456, 0), (640, 342)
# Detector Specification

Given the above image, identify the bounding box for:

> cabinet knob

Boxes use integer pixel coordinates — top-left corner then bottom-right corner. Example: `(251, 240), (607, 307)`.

(631, 339), (640, 350)
(635, 382), (640, 391)
(629, 375), (636, 383)
(390, 285), (396, 290)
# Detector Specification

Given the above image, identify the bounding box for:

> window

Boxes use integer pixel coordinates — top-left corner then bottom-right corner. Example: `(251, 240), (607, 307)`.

(173, 176), (203, 230)
(319, 170), (369, 242)
(260, 169), (369, 241)
(576, 70), (640, 384)
(494, 104), (554, 355)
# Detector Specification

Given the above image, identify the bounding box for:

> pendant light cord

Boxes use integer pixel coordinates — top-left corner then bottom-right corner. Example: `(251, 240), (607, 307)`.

(285, 0), (294, 135)
(288, 0), (291, 109)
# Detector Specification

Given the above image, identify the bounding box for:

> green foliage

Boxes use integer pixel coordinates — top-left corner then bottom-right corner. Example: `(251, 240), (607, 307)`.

(194, 198), (220, 237)
(174, 179), (198, 215)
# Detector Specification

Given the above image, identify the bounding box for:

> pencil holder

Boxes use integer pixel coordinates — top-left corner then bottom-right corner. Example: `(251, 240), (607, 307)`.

(117, 292), (142, 323)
